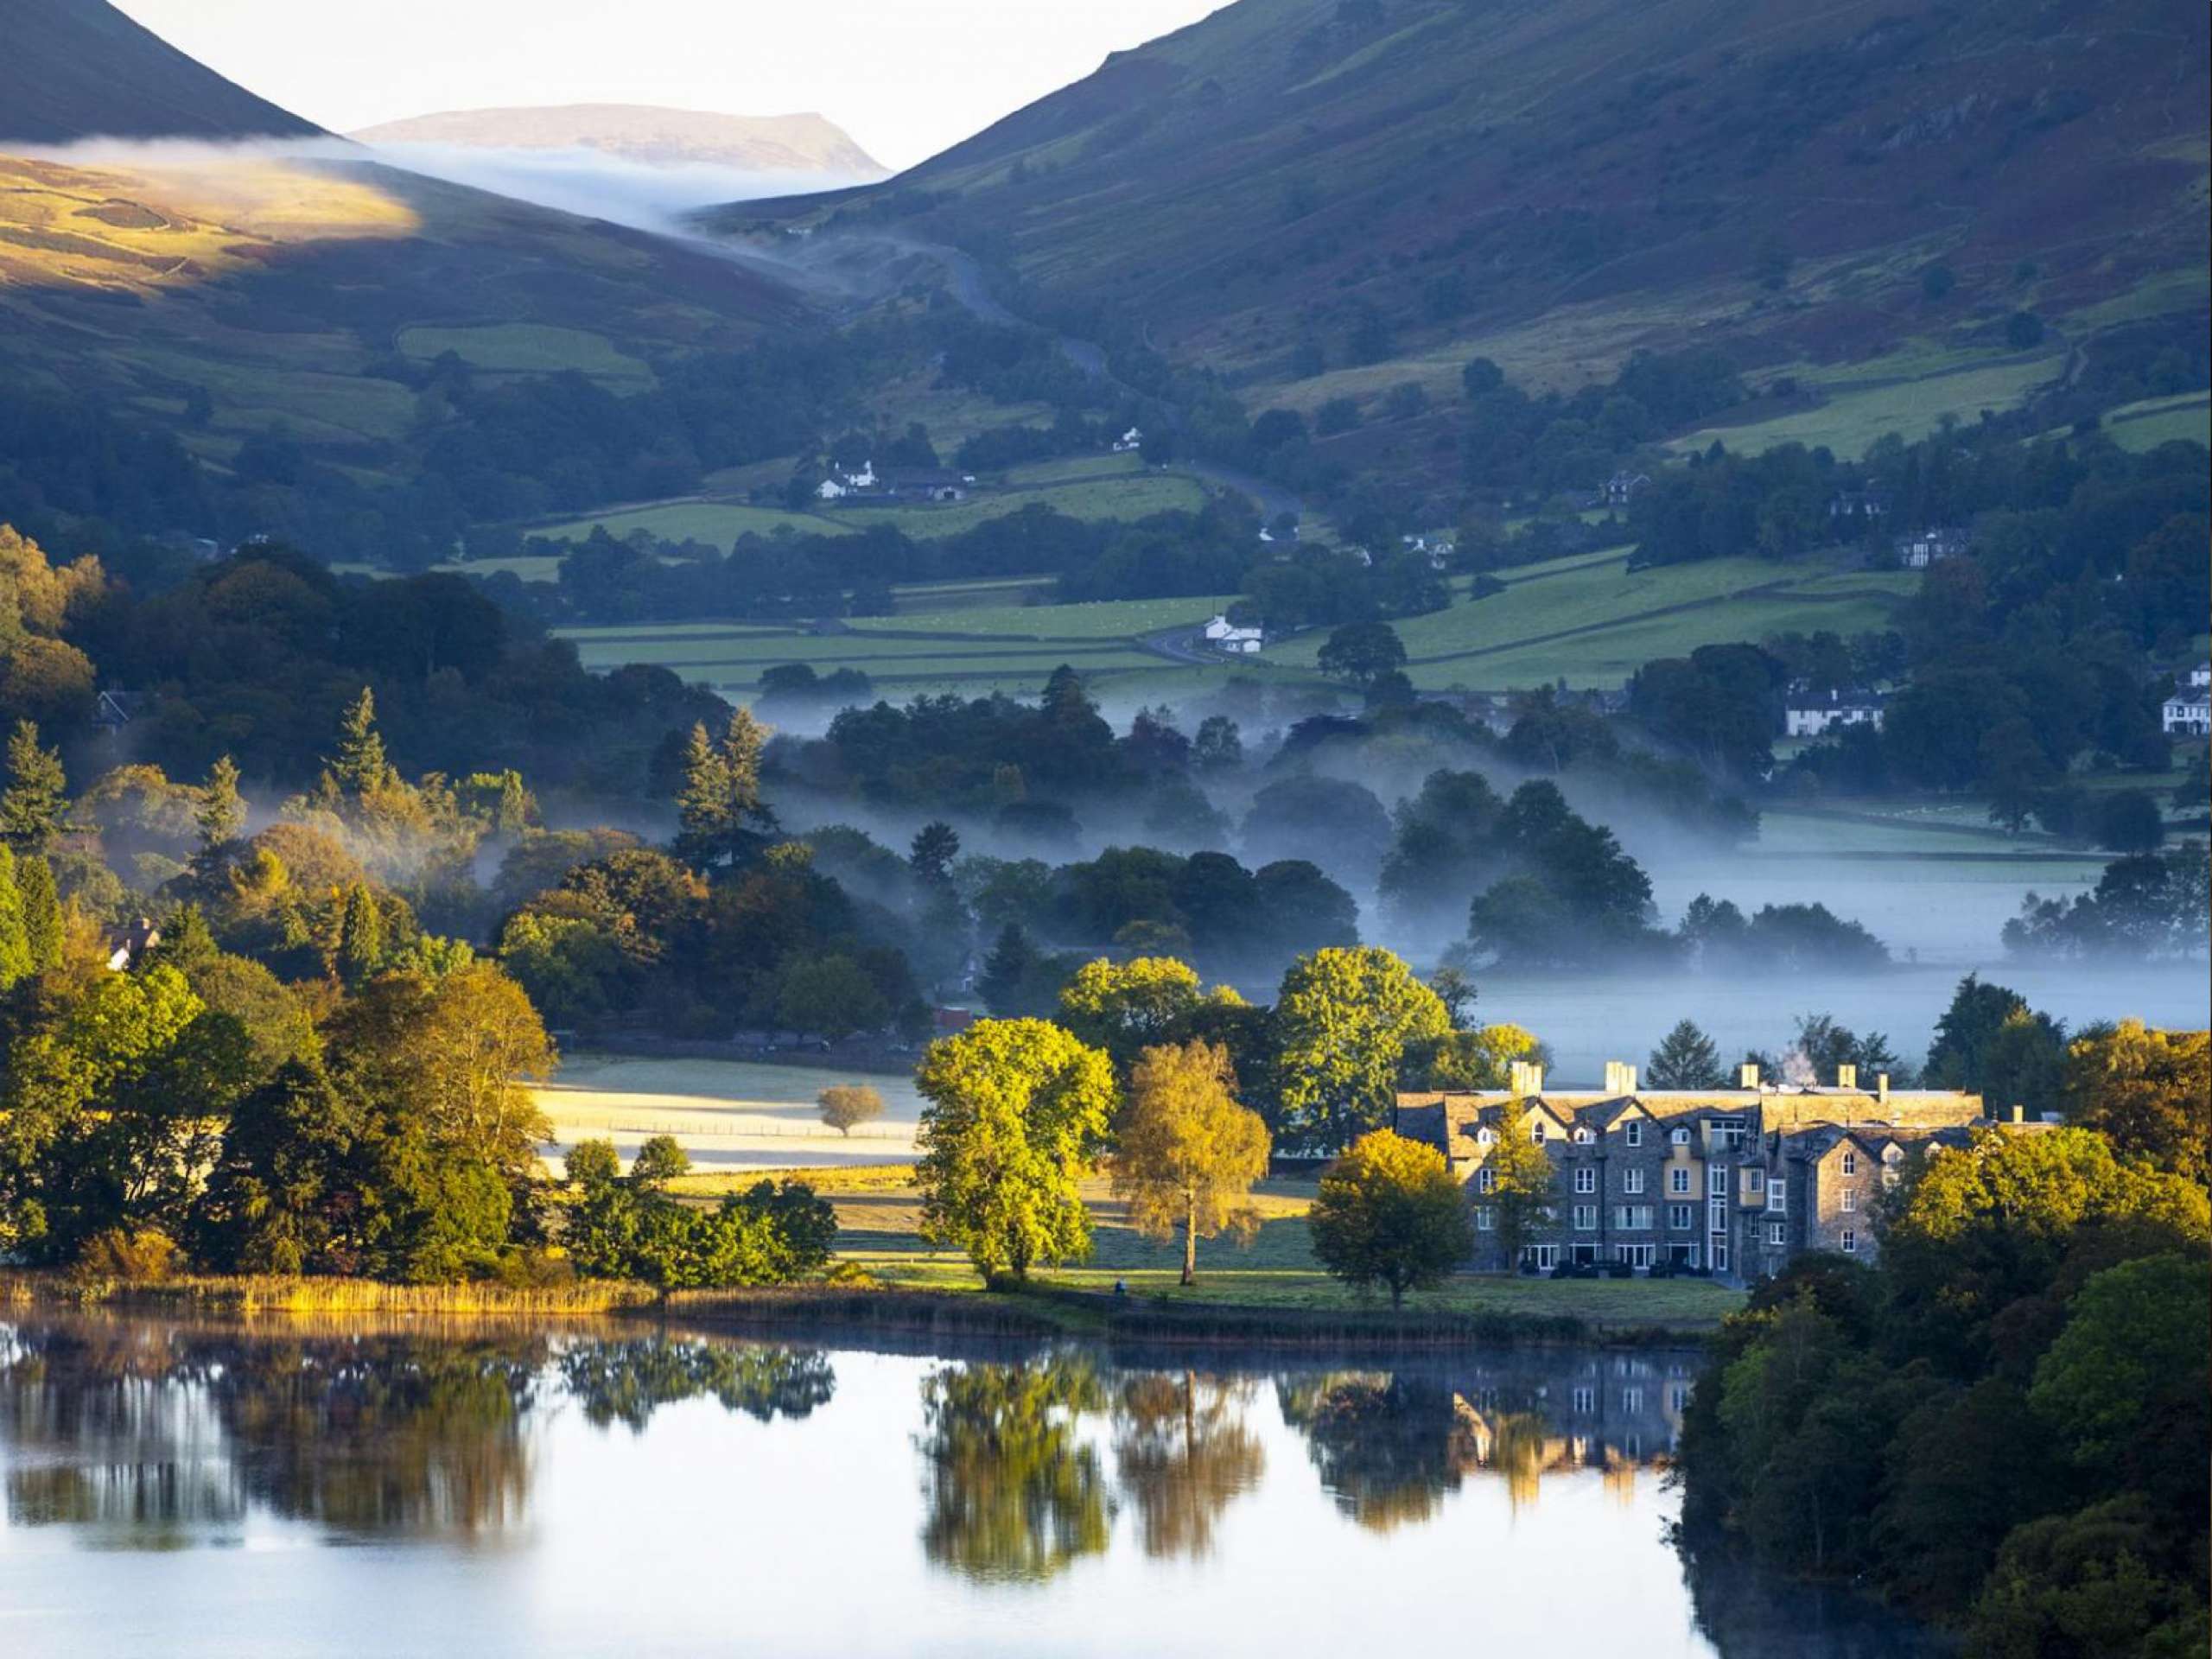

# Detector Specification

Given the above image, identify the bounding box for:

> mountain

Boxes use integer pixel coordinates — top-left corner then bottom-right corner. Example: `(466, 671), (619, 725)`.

(722, 0), (2209, 421)
(0, 0), (322, 143)
(353, 105), (887, 180)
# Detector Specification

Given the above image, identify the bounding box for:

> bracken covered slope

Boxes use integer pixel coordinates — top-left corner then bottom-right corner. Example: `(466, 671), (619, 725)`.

(730, 0), (2209, 397)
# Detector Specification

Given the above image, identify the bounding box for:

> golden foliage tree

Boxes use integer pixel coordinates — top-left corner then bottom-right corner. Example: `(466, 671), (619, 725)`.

(1110, 1039), (1270, 1285)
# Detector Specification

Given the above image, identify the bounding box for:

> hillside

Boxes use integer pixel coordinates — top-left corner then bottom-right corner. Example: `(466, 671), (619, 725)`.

(353, 105), (887, 179)
(0, 0), (322, 143)
(721, 0), (2209, 433)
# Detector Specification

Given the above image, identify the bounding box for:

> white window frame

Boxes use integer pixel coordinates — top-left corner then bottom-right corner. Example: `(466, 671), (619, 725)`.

(1840, 1187), (1857, 1212)
(1622, 1168), (1645, 1195)
(1572, 1385), (1596, 1414)
(1573, 1126), (1594, 1145)
(1616, 1243), (1655, 1269)
(1841, 1150), (1858, 1176)
(1476, 1207), (1497, 1231)
(1708, 1197), (1727, 1230)
(1840, 1229), (1858, 1254)
(1711, 1240), (1728, 1273)
(1767, 1185), (1786, 1213)
(1624, 1120), (1643, 1148)
(1767, 1221), (1787, 1247)
(1574, 1166), (1598, 1194)
(1573, 1204), (1598, 1231)
(1668, 1204), (1694, 1231)
(1669, 1167), (1692, 1195)
(1745, 1166), (1764, 1194)
(1671, 1127), (1691, 1146)
(1476, 1168), (1496, 1194)
(1475, 1127), (1495, 1146)
(1523, 1243), (1558, 1271)
(1530, 1121), (1548, 1145)
(1613, 1205), (1653, 1231)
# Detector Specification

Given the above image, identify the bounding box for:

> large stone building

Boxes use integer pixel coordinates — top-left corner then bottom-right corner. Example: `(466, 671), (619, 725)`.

(1395, 1061), (2018, 1284)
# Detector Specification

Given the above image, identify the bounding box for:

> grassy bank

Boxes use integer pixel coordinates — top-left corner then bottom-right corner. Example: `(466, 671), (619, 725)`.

(0, 1271), (658, 1317)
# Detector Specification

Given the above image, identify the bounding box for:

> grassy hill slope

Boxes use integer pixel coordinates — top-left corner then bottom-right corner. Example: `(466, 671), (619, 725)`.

(730, 0), (2208, 411)
(0, 0), (322, 143)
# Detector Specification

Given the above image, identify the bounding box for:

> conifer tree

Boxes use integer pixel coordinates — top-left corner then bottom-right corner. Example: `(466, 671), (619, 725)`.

(1647, 1019), (1726, 1090)
(17, 854), (60, 973)
(328, 689), (395, 799)
(0, 721), (67, 854)
(675, 709), (778, 870)
(195, 755), (245, 867)
(336, 882), (387, 984)
(0, 845), (31, 988)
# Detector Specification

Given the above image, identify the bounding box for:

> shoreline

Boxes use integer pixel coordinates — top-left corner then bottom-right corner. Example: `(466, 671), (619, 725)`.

(0, 1272), (1723, 1351)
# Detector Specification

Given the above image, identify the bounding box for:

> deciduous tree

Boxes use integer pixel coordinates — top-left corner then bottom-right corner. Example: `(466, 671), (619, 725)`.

(1109, 1040), (1271, 1285)
(1272, 947), (1451, 1151)
(1307, 1129), (1472, 1309)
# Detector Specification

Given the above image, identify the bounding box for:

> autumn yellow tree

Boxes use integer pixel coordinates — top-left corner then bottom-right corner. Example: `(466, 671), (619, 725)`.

(1110, 1039), (1271, 1286)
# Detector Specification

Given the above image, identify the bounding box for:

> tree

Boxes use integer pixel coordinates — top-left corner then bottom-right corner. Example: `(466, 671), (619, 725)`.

(0, 720), (67, 854)
(1109, 1040), (1271, 1285)
(17, 853), (60, 972)
(194, 755), (245, 868)
(818, 1084), (885, 1137)
(775, 952), (888, 1042)
(1405, 1023), (1541, 1090)
(628, 1135), (691, 1192)
(1478, 1102), (1558, 1269)
(334, 882), (387, 985)
(2093, 789), (2164, 855)
(1307, 1130), (1473, 1309)
(1057, 956), (1224, 1067)
(676, 709), (778, 871)
(1273, 948), (1451, 1151)
(914, 1019), (1116, 1283)
(909, 821), (960, 885)
(1427, 963), (1478, 1027)
(2061, 1021), (2209, 1185)
(1980, 718), (2055, 836)
(1316, 620), (1407, 687)
(1648, 1020), (1726, 1090)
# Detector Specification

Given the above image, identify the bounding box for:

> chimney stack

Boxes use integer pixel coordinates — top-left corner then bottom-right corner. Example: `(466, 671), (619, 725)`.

(1877, 1073), (1890, 1104)
(1837, 1064), (1858, 1090)
(2010, 1104), (2024, 1125)
(1739, 1063), (1761, 1090)
(1509, 1060), (1534, 1097)
(1624, 1064), (1638, 1095)
(1605, 1060), (1629, 1095)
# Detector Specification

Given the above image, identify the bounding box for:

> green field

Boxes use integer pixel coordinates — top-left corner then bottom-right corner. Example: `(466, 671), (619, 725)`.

(557, 591), (1233, 690)
(1675, 349), (2067, 459)
(2093, 391), (2211, 454)
(1259, 550), (1916, 690)
(397, 322), (654, 388)
(533, 467), (1211, 554)
(806, 1175), (1744, 1325)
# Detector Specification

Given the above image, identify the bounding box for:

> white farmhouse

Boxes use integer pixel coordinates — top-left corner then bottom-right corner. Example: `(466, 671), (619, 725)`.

(1785, 687), (1885, 738)
(1896, 527), (1968, 569)
(1113, 427), (1143, 453)
(1202, 613), (1264, 655)
(2163, 665), (2211, 736)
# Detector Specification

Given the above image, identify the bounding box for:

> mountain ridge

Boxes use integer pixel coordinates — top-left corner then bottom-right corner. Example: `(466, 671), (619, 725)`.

(0, 0), (323, 143)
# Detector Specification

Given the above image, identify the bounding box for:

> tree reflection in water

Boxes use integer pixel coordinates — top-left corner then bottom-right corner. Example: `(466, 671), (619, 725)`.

(914, 1354), (1116, 1584)
(1274, 1372), (1479, 1531)
(0, 1321), (839, 1546)
(557, 1339), (835, 1433)
(1111, 1370), (1264, 1560)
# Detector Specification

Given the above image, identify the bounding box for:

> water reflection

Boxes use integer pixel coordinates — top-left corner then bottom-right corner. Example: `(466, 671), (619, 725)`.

(560, 1338), (835, 1433)
(914, 1354), (1115, 1583)
(0, 1316), (1941, 1657)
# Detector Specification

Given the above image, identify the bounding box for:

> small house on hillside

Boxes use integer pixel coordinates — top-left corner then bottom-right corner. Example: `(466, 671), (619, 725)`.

(1113, 427), (1143, 454)
(1785, 687), (1885, 738)
(1203, 614), (1264, 655)
(1828, 488), (1891, 522)
(1896, 527), (1968, 569)
(104, 917), (160, 973)
(1604, 470), (1651, 506)
(2164, 679), (2210, 736)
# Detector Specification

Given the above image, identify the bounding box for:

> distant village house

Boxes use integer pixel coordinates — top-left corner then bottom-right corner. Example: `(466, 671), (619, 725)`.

(2163, 663), (2211, 735)
(1202, 613), (1264, 655)
(1784, 686), (1885, 738)
(1895, 527), (1968, 569)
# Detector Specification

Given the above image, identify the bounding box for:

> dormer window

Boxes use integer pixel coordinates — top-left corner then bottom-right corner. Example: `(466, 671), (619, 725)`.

(1624, 1121), (1643, 1147)
(1671, 1127), (1691, 1146)
(1841, 1150), (1858, 1176)
(1530, 1122), (1548, 1145)
(1573, 1127), (1595, 1145)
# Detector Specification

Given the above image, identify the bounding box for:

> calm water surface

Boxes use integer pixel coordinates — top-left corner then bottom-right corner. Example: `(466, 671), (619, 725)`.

(0, 1315), (1936, 1658)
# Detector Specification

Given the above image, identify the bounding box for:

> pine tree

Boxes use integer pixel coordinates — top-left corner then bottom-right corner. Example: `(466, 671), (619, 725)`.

(978, 924), (1042, 1015)
(1647, 1019), (1725, 1090)
(0, 845), (30, 988)
(336, 882), (387, 984)
(195, 755), (245, 865)
(909, 821), (960, 886)
(329, 689), (395, 799)
(0, 721), (68, 854)
(18, 854), (60, 973)
(675, 709), (778, 871)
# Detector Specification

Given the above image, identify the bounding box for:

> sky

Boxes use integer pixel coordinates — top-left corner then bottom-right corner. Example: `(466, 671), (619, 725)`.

(112, 0), (1234, 171)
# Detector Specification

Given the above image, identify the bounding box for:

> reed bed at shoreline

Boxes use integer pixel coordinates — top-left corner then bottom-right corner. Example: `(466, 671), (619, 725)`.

(0, 1271), (659, 1316)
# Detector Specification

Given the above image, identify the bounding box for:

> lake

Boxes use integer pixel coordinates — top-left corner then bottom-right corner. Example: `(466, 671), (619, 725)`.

(0, 1313), (1940, 1658)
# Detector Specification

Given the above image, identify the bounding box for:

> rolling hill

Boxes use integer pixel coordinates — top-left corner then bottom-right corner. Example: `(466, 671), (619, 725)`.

(0, 3), (808, 516)
(719, 0), (2209, 425)
(352, 105), (887, 179)
(0, 0), (322, 143)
